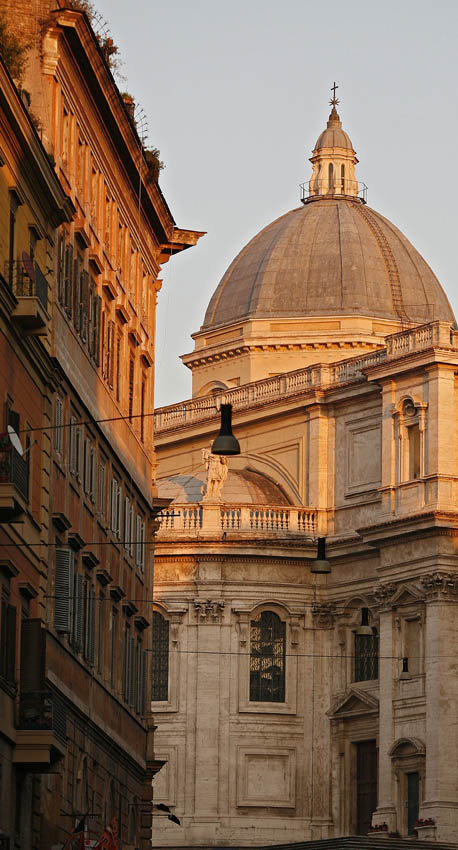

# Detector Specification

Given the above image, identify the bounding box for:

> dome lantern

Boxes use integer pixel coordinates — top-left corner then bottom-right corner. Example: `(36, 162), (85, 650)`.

(307, 84), (359, 200)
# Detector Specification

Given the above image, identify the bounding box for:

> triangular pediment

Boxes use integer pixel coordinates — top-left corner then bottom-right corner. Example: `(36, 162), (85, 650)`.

(328, 688), (379, 718)
(389, 582), (424, 607)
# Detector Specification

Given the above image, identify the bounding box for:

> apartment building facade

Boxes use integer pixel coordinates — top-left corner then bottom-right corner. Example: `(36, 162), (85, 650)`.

(0, 2), (201, 847)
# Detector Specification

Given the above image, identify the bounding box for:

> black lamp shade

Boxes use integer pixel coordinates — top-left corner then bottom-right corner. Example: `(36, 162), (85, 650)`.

(311, 536), (331, 573)
(355, 607), (374, 636)
(211, 404), (240, 456)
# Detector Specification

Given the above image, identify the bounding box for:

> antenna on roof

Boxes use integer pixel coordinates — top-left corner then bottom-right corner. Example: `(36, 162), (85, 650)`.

(91, 11), (110, 40)
(134, 104), (149, 148)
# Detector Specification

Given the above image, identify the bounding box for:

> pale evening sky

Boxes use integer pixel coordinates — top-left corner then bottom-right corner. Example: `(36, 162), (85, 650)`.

(94, 0), (458, 408)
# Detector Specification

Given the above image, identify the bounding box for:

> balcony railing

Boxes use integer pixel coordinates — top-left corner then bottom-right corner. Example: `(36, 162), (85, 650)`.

(19, 690), (67, 744)
(300, 179), (368, 203)
(155, 350), (388, 434)
(158, 502), (319, 535)
(0, 441), (29, 501)
(4, 257), (48, 311)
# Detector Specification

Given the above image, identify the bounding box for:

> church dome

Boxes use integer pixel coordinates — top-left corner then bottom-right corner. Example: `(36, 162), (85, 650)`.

(202, 101), (454, 332)
(158, 468), (290, 506)
(202, 199), (454, 330)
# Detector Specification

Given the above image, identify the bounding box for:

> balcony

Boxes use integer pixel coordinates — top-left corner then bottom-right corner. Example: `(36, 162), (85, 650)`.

(0, 439), (29, 522)
(157, 502), (322, 538)
(6, 256), (49, 333)
(14, 690), (67, 770)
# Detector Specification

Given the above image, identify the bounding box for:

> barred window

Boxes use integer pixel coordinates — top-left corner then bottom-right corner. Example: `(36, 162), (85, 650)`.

(151, 612), (169, 701)
(250, 610), (286, 703)
(354, 629), (379, 682)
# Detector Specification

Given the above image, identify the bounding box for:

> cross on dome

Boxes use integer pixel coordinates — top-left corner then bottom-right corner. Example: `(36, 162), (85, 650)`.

(330, 81), (340, 106)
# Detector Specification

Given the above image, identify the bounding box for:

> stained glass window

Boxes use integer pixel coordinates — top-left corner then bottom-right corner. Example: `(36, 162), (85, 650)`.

(250, 610), (286, 702)
(152, 612), (169, 701)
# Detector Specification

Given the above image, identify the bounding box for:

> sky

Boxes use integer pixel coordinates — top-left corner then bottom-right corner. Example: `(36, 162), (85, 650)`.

(94, 0), (458, 408)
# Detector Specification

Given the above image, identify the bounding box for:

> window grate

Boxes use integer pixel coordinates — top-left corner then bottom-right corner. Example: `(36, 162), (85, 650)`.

(250, 610), (286, 702)
(354, 631), (379, 682)
(151, 612), (169, 701)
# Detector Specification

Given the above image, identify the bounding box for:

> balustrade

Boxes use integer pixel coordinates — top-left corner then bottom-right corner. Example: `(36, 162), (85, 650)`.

(158, 503), (319, 535)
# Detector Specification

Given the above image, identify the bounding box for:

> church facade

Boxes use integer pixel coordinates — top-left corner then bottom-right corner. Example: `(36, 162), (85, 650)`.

(151, 100), (458, 846)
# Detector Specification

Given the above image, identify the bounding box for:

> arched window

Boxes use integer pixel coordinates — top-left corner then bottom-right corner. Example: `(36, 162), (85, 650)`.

(354, 627), (379, 682)
(328, 162), (334, 192)
(341, 164), (345, 192)
(152, 611), (169, 701)
(250, 610), (286, 702)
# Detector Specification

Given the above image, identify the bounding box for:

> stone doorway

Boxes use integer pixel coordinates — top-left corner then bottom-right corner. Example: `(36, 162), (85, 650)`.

(356, 740), (378, 835)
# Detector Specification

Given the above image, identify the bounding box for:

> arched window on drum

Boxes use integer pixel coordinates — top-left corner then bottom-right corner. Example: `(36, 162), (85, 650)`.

(249, 610), (286, 702)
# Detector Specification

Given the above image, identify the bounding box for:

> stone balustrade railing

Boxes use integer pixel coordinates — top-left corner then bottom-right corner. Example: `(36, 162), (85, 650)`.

(157, 503), (319, 536)
(385, 320), (457, 358)
(154, 321), (456, 434)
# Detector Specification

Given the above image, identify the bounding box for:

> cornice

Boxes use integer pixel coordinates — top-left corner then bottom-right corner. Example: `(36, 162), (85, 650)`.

(182, 341), (382, 370)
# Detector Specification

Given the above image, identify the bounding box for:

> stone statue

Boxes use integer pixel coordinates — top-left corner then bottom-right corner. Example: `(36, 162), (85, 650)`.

(202, 448), (228, 502)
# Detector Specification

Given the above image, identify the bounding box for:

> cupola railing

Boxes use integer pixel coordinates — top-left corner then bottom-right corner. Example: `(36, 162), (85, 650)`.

(300, 180), (368, 204)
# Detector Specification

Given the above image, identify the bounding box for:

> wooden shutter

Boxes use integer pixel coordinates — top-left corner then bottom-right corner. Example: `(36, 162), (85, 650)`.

(64, 242), (73, 317)
(135, 516), (141, 566)
(116, 485), (122, 539)
(54, 548), (74, 633)
(93, 295), (102, 366)
(69, 415), (77, 473)
(128, 634), (135, 706)
(129, 505), (134, 557)
(90, 448), (96, 501)
(83, 438), (90, 493)
(140, 648), (147, 715)
(57, 231), (66, 303)
(108, 320), (115, 388)
(74, 572), (83, 651)
(111, 479), (117, 532)
(124, 497), (130, 551)
(6, 604), (16, 683)
(81, 270), (89, 342)
(88, 587), (96, 666)
(55, 396), (63, 454)
(101, 309), (107, 377)
(73, 256), (81, 331)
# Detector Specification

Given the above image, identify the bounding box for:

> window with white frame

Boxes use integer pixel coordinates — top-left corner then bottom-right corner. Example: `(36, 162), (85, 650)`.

(110, 477), (122, 538)
(98, 459), (106, 518)
(135, 515), (145, 571)
(124, 496), (134, 556)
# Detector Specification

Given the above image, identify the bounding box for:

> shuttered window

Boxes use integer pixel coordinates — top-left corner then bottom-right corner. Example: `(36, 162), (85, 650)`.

(98, 461), (106, 517)
(54, 548), (74, 633)
(80, 270), (89, 342)
(110, 609), (117, 688)
(128, 357), (134, 421)
(124, 496), (131, 553)
(64, 242), (73, 317)
(57, 231), (66, 304)
(92, 294), (102, 366)
(111, 478), (121, 536)
(55, 396), (63, 454)
(151, 612), (169, 701)
(73, 255), (81, 332)
(135, 517), (145, 571)
(0, 597), (16, 684)
(71, 572), (83, 651)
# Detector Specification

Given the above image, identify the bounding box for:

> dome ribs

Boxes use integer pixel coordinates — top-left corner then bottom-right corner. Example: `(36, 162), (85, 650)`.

(354, 205), (408, 323)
